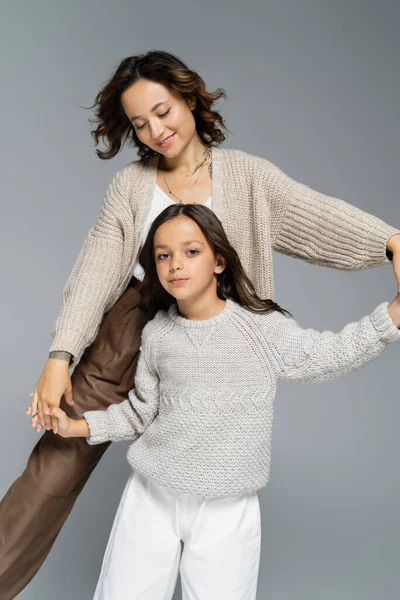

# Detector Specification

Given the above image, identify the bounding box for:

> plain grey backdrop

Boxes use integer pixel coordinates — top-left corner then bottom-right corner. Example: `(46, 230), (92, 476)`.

(1, 0), (399, 598)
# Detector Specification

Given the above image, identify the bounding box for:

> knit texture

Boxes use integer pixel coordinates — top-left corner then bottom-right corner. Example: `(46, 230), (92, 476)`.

(83, 300), (400, 497)
(50, 148), (399, 359)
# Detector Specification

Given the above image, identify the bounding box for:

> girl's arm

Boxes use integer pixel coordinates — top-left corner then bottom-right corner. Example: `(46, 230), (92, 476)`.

(253, 156), (400, 272)
(266, 296), (400, 384)
(83, 322), (159, 445)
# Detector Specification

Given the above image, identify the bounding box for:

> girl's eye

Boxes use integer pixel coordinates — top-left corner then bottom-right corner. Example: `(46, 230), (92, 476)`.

(157, 253), (169, 260)
(187, 249), (199, 256)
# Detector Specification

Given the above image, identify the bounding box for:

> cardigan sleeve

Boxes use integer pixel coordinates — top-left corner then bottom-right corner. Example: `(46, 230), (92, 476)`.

(83, 320), (160, 444)
(49, 167), (133, 359)
(266, 303), (400, 384)
(254, 157), (400, 270)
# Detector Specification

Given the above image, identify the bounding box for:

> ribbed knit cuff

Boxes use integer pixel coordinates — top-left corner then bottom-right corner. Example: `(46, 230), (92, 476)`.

(369, 303), (400, 343)
(83, 410), (110, 445)
(364, 226), (400, 266)
(50, 327), (89, 361)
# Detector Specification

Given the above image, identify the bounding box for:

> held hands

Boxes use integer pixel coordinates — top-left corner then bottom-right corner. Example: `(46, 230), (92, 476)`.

(27, 403), (73, 437)
(26, 400), (90, 438)
(388, 234), (400, 292)
(28, 357), (74, 431)
(387, 291), (400, 328)
(26, 356), (90, 438)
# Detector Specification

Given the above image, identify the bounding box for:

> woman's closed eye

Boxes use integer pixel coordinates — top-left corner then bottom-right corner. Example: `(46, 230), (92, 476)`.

(135, 110), (171, 131)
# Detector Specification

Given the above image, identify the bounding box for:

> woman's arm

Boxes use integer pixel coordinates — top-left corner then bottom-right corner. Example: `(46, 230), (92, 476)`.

(31, 319), (160, 442)
(266, 296), (400, 384)
(254, 157), (400, 272)
(49, 166), (135, 360)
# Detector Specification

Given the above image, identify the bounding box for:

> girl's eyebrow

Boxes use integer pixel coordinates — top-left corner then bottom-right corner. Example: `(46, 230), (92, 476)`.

(154, 240), (205, 250)
(130, 101), (168, 122)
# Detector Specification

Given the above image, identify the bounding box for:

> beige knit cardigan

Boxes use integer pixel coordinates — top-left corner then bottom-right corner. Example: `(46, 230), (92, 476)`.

(50, 147), (399, 359)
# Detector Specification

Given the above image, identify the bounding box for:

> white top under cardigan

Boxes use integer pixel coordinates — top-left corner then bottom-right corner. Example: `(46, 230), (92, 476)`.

(132, 185), (212, 281)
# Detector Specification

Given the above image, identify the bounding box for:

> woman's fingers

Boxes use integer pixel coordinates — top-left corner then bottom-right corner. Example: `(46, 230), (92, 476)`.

(30, 391), (38, 415)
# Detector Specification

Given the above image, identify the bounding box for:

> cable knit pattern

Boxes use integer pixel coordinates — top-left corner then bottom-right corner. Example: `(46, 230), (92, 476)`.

(83, 300), (400, 497)
(50, 148), (399, 359)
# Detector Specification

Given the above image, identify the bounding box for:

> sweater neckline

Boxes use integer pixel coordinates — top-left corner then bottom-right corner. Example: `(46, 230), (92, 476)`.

(168, 298), (236, 328)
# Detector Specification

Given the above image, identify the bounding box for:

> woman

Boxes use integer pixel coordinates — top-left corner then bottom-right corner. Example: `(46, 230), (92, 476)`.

(0, 49), (399, 599)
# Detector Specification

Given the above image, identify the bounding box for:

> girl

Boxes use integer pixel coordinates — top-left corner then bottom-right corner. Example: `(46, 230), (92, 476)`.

(2, 49), (399, 598)
(28, 205), (400, 600)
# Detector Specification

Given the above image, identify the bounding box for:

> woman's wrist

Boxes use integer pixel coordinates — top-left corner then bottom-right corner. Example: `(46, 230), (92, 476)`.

(386, 233), (400, 260)
(48, 351), (73, 364)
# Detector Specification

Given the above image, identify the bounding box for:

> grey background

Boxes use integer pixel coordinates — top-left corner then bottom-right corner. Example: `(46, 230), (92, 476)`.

(0, 0), (399, 598)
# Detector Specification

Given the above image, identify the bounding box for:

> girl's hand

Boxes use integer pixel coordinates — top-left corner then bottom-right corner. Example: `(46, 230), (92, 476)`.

(387, 291), (400, 328)
(388, 234), (400, 292)
(29, 358), (74, 432)
(27, 403), (72, 437)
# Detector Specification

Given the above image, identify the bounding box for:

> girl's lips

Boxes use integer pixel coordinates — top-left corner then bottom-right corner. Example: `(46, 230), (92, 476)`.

(169, 278), (189, 284)
(158, 133), (176, 148)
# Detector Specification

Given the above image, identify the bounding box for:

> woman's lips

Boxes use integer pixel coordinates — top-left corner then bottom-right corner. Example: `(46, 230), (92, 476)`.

(158, 133), (176, 148)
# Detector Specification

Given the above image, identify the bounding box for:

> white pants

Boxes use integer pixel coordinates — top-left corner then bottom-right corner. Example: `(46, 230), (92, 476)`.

(93, 470), (261, 599)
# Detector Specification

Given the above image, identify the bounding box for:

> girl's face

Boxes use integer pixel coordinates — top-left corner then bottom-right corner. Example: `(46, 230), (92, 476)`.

(121, 79), (197, 158)
(153, 216), (226, 302)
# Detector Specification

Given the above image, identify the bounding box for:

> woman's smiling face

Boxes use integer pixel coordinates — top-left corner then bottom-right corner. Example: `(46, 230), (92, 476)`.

(121, 79), (197, 158)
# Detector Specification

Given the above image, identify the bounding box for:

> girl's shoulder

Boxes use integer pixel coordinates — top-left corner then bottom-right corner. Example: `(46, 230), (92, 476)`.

(230, 301), (295, 329)
(140, 308), (171, 343)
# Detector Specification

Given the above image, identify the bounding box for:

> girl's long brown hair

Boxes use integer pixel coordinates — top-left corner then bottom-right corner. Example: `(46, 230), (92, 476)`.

(90, 50), (228, 160)
(138, 204), (291, 320)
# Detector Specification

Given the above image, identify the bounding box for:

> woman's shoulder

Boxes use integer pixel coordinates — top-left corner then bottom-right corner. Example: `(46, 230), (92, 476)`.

(112, 156), (153, 184)
(218, 147), (283, 178)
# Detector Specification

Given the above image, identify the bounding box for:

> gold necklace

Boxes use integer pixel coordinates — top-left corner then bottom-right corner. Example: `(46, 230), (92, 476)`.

(162, 168), (201, 204)
(161, 146), (211, 204)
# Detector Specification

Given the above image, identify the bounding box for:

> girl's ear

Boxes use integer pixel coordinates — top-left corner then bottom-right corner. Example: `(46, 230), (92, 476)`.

(214, 254), (227, 274)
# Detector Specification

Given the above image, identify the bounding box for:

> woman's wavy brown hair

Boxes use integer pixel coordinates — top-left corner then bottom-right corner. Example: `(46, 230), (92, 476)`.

(138, 204), (291, 320)
(90, 50), (228, 160)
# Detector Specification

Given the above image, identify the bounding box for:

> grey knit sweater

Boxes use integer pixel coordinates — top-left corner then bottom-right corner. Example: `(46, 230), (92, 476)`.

(84, 300), (400, 498)
(50, 147), (399, 360)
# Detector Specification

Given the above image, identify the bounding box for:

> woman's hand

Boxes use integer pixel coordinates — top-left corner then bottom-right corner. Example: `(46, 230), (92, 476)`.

(27, 358), (74, 431)
(387, 234), (400, 291)
(387, 291), (400, 328)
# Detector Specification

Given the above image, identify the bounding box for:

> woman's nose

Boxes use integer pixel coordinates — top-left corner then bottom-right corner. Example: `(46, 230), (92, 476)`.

(149, 119), (164, 139)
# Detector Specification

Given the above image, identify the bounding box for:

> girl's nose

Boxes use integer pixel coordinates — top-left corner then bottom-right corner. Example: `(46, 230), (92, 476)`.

(170, 260), (183, 272)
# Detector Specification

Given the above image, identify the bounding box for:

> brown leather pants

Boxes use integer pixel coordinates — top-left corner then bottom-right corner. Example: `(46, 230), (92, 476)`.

(0, 278), (148, 599)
